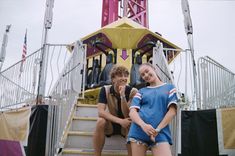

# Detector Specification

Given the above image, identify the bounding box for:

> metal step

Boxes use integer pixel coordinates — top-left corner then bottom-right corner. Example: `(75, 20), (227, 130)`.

(75, 104), (98, 117)
(62, 103), (137, 156)
(71, 116), (97, 132)
(62, 148), (153, 156)
(65, 131), (126, 150)
(62, 148), (128, 156)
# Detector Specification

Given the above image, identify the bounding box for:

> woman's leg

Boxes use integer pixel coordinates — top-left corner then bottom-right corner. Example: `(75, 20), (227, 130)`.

(131, 142), (148, 156)
(151, 142), (172, 156)
(126, 143), (132, 156)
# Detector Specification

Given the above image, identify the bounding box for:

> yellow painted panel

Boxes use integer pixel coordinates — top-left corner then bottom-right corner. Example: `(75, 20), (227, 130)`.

(103, 17), (146, 29)
(102, 28), (148, 49)
(142, 54), (148, 63)
(87, 59), (92, 68)
(101, 53), (106, 69)
(0, 107), (31, 141)
(80, 87), (101, 104)
(116, 49), (132, 83)
(221, 107), (235, 149)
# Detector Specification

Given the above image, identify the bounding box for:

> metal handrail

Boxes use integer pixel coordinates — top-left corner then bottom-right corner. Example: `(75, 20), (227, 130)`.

(198, 56), (235, 109)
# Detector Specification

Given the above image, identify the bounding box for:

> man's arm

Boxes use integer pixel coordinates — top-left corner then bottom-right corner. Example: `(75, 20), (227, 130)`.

(98, 103), (122, 124)
(98, 103), (131, 128)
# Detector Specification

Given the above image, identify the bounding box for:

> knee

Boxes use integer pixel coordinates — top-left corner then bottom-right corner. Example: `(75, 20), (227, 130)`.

(96, 117), (106, 129)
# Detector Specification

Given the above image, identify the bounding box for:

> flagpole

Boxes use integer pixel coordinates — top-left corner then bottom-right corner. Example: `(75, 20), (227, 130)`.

(37, 0), (54, 104)
(0, 25), (11, 72)
(181, 0), (198, 110)
(17, 29), (27, 104)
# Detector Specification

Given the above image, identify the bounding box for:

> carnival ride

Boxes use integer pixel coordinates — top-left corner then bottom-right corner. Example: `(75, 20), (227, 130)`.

(0, 0), (235, 156)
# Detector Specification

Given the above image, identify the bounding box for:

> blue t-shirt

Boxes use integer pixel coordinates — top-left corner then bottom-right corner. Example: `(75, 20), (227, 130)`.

(128, 83), (178, 145)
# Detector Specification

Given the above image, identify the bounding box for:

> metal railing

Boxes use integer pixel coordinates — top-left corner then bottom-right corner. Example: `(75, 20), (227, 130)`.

(45, 41), (86, 155)
(198, 56), (235, 109)
(0, 43), (73, 110)
(152, 41), (181, 156)
(0, 41), (85, 155)
(0, 48), (42, 109)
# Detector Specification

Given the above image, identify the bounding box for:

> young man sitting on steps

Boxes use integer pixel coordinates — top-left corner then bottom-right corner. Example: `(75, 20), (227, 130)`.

(93, 65), (138, 156)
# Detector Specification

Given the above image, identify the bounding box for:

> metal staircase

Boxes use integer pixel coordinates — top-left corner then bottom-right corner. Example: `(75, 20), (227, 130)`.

(62, 103), (128, 156)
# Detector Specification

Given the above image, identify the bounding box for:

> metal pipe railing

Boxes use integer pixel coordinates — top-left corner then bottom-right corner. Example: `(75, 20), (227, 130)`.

(198, 56), (235, 109)
(0, 48), (42, 109)
(46, 41), (86, 155)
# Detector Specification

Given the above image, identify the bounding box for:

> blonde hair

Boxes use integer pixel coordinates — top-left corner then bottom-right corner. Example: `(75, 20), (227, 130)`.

(139, 62), (156, 70)
(139, 63), (162, 81)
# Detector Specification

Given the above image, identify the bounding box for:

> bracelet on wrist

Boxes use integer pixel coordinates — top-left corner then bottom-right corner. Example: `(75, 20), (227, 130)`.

(141, 123), (146, 128)
(155, 127), (161, 133)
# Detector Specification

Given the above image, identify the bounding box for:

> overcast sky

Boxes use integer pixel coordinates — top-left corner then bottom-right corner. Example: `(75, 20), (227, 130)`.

(1, 0), (235, 73)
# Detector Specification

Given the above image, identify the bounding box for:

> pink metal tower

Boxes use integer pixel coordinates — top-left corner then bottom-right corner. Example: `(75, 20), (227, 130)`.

(101, 0), (149, 28)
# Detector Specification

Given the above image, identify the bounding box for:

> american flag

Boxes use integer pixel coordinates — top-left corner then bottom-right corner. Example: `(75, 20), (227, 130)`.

(20, 30), (27, 73)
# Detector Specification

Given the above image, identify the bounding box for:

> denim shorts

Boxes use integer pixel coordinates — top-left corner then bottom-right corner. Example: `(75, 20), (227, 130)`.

(127, 137), (168, 149)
